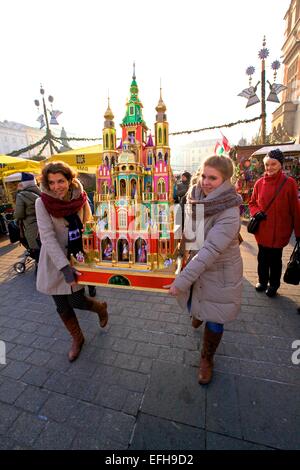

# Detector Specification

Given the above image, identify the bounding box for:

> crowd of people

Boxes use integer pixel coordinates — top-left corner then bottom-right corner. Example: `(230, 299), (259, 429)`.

(2, 148), (300, 383)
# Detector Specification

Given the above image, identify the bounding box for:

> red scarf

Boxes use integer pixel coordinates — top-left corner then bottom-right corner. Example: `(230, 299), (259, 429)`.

(41, 191), (87, 218)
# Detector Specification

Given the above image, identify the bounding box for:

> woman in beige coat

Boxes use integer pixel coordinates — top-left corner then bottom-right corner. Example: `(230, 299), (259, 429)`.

(166, 156), (243, 384)
(36, 161), (108, 362)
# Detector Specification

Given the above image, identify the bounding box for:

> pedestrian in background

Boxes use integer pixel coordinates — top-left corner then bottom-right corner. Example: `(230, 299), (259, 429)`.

(35, 161), (109, 362)
(166, 156), (243, 385)
(249, 148), (300, 297)
(176, 171), (192, 228)
(15, 172), (41, 262)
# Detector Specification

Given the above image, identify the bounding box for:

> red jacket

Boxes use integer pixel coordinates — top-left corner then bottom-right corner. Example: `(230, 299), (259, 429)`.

(249, 170), (300, 248)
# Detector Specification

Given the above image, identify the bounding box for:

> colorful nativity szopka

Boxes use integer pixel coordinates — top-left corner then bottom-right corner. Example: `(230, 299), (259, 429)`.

(72, 66), (180, 292)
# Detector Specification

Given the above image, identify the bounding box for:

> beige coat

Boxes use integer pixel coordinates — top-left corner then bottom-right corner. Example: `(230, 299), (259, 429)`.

(173, 181), (243, 324)
(35, 181), (92, 295)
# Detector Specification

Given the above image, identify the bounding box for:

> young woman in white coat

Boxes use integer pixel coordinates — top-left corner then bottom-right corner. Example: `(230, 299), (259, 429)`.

(166, 156), (243, 384)
(36, 162), (108, 362)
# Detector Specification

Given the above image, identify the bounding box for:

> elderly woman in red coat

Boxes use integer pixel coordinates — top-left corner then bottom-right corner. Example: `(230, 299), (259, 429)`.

(249, 148), (300, 297)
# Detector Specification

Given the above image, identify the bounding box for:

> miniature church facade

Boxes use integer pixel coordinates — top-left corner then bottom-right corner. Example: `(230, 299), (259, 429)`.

(82, 66), (176, 274)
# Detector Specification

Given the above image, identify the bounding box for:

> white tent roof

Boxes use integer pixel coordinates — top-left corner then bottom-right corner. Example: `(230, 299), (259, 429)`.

(252, 144), (300, 156)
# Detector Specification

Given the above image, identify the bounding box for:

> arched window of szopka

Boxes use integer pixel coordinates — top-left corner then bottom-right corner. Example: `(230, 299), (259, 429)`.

(158, 127), (162, 143)
(118, 238), (129, 262)
(105, 134), (109, 148)
(130, 106), (134, 115)
(105, 156), (109, 167)
(111, 156), (115, 167)
(164, 152), (168, 163)
(101, 181), (108, 194)
(157, 178), (166, 193)
(147, 152), (152, 165)
(120, 179), (127, 196)
(164, 128), (167, 144)
(111, 135), (114, 148)
(158, 152), (163, 160)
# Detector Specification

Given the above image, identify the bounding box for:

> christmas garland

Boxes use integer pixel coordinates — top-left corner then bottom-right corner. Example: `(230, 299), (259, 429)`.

(169, 115), (262, 136)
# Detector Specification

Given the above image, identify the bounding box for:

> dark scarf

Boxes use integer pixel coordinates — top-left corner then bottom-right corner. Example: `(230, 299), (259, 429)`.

(41, 191), (87, 260)
(64, 213), (84, 260)
(188, 184), (242, 218)
(40, 191), (87, 218)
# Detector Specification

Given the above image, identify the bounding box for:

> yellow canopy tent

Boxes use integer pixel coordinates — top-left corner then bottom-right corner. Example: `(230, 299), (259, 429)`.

(42, 144), (103, 174)
(0, 155), (41, 179)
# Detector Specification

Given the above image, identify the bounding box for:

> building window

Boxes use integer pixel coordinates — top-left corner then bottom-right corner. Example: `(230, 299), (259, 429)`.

(130, 106), (134, 115)
(287, 57), (298, 102)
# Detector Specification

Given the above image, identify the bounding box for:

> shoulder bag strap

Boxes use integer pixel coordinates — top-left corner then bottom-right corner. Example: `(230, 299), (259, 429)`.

(264, 176), (288, 213)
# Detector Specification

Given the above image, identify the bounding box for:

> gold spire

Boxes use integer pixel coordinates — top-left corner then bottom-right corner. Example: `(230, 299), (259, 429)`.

(104, 95), (114, 120)
(155, 81), (166, 113)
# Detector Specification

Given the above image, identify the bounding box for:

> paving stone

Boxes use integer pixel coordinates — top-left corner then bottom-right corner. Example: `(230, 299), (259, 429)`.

(26, 350), (52, 367)
(0, 377), (26, 403)
(32, 421), (77, 450)
(206, 373), (242, 439)
(14, 385), (50, 413)
(39, 393), (78, 423)
(99, 408), (135, 445)
(7, 412), (47, 447)
(0, 402), (22, 434)
(67, 402), (105, 431)
(1, 360), (31, 380)
(122, 391), (143, 416)
(237, 376), (300, 449)
(111, 338), (137, 354)
(134, 343), (160, 359)
(130, 413), (205, 450)
(141, 360), (205, 428)
(94, 384), (129, 411)
(7, 344), (34, 361)
(114, 353), (141, 371)
(21, 365), (53, 387)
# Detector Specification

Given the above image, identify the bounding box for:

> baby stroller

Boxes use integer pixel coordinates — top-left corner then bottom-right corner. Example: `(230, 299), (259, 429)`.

(14, 243), (39, 274)
(7, 219), (39, 274)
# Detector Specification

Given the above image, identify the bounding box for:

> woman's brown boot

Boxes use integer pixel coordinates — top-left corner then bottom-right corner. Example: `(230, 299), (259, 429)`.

(198, 324), (223, 385)
(85, 298), (108, 328)
(60, 312), (85, 362)
(192, 317), (203, 329)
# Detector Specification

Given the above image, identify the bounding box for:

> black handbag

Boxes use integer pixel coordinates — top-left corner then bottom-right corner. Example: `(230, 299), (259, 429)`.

(247, 176), (288, 235)
(283, 241), (300, 285)
(247, 213), (264, 234)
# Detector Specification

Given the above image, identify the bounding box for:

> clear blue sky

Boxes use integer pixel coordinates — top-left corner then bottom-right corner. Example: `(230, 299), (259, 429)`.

(1, 0), (289, 150)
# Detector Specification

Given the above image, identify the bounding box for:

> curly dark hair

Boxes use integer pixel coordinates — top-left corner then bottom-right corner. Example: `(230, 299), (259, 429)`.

(41, 161), (78, 190)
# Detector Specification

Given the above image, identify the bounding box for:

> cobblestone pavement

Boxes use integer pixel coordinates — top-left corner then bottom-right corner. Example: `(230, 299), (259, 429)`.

(0, 224), (299, 450)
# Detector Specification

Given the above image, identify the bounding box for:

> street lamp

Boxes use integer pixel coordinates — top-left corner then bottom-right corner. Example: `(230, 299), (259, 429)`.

(238, 37), (286, 144)
(34, 85), (62, 155)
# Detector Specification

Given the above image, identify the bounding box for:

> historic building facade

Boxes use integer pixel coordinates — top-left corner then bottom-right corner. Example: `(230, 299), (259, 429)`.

(272, 0), (300, 142)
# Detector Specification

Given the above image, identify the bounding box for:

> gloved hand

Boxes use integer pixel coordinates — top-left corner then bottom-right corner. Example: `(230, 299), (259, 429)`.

(254, 211), (267, 221)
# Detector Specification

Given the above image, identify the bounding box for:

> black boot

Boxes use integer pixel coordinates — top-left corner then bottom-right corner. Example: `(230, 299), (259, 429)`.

(88, 285), (96, 297)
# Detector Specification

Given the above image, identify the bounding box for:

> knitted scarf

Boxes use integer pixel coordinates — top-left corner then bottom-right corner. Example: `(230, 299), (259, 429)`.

(188, 184), (242, 218)
(40, 191), (87, 218)
(41, 190), (87, 260)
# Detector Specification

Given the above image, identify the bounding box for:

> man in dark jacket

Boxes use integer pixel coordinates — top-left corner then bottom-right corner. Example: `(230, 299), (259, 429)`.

(176, 171), (192, 229)
(15, 172), (41, 261)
